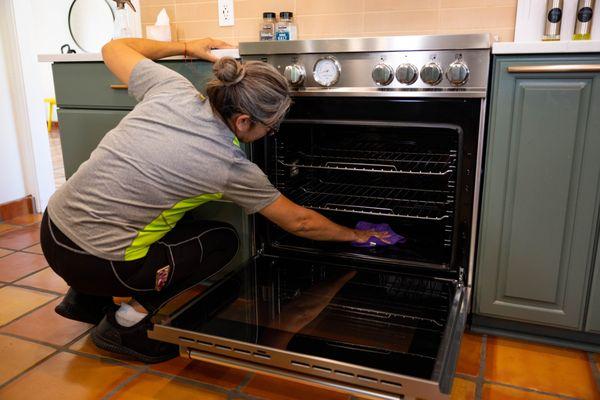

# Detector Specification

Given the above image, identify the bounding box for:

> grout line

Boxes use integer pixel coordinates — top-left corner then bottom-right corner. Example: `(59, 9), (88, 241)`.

(6, 265), (50, 284)
(588, 353), (600, 392)
(9, 282), (66, 297)
(0, 295), (60, 329)
(102, 368), (148, 400)
(454, 372), (478, 382)
(482, 379), (581, 400)
(474, 334), (486, 400)
(0, 324), (95, 391)
(235, 372), (254, 391)
(0, 345), (59, 391)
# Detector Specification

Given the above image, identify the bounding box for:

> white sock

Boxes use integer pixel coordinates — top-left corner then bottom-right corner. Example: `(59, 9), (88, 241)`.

(115, 303), (147, 327)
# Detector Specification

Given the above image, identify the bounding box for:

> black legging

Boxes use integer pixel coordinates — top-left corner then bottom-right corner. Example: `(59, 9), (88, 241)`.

(40, 211), (239, 312)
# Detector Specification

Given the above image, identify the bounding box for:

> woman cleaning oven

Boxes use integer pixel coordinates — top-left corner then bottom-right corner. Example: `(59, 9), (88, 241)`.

(40, 37), (393, 363)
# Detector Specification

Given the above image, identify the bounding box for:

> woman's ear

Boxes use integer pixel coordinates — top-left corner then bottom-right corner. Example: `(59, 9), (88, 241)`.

(233, 114), (253, 133)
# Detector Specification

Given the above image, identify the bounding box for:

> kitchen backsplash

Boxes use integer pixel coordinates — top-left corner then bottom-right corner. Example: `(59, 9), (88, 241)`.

(140, 0), (517, 45)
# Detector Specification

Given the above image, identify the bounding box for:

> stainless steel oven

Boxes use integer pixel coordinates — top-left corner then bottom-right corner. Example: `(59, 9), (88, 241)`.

(149, 34), (491, 400)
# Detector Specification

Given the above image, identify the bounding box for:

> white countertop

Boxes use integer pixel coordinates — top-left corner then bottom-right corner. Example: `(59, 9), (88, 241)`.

(493, 40), (600, 54)
(38, 48), (240, 62)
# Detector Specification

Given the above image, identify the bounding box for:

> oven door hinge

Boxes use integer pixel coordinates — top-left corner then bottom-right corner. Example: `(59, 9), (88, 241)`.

(458, 267), (465, 287)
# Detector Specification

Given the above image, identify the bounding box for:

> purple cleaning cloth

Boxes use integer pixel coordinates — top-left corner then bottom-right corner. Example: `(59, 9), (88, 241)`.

(352, 221), (406, 248)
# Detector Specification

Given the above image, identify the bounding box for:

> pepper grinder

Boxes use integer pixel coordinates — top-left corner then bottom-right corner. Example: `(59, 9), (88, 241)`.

(573, 0), (595, 40)
(542, 0), (563, 41)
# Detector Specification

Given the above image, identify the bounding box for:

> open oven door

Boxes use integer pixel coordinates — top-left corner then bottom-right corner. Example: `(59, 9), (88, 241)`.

(148, 255), (469, 400)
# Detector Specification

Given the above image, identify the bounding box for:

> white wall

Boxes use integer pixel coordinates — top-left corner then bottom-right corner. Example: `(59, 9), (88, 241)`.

(31, 0), (141, 121)
(31, 0), (77, 121)
(0, 36), (27, 203)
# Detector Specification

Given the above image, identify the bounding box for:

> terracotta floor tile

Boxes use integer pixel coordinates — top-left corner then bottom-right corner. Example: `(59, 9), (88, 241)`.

(485, 337), (600, 400)
(1, 297), (91, 346)
(0, 252), (48, 282)
(0, 224), (18, 235)
(243, 373), (350, 400)
(69, 334), (144, 365)
(451, 378), (476, 400)
(0, 352), (136, 400)
(0, 225), (41, 250)
(482, 383), (563, 399)
(113, 373), (228, 399)
(22, 243), (43, 254)
(0, 334), (55, 385)
(456, 332), (482, 376)
(0, 286), (56, 325)
(15, 267), (69, 294)
(5, 214), (43, 226)
(150, 357), (247, 389)
(0, 248), (14, 258)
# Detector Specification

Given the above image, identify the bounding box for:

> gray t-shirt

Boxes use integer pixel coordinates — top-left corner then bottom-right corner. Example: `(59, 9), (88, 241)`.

(48, 59), (280, 261)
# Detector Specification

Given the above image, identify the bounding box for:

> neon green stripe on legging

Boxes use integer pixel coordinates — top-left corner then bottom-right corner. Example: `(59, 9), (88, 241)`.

(124, 192), (223, 261)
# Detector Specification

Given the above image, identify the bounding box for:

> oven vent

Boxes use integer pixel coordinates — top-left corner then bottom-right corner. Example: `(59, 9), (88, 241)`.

(289, 360), (402, 389)
(179, 336), (273, 361)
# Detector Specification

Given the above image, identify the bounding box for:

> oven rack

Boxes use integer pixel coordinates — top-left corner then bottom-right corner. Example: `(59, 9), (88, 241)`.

(293, 180), (452, 205)
(284, 186), (452, 220)
(278, 147), (457, 176)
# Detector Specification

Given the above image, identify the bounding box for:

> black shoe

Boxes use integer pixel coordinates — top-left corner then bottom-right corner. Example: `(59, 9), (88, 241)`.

(55, 288), (116, 325)
(91, 309), (178, 364)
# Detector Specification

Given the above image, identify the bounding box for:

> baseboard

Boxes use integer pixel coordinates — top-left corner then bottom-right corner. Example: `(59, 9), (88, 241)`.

(0, 195), (35, 222)
(471, 314), (600, 352)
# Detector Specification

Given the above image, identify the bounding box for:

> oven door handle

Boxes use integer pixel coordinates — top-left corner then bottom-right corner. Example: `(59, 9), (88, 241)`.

(507, 64), (600, 74)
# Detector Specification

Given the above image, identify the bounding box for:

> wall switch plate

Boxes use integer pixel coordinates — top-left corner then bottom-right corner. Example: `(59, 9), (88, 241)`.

(218, 0), (234, 26)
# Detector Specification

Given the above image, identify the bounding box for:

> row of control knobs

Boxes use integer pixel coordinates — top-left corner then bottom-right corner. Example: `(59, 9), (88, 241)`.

(372, 61), (470, 86)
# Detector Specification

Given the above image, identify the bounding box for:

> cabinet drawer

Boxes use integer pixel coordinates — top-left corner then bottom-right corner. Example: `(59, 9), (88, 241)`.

(53, 63), (136, 109)
(53, 60), (214, 110)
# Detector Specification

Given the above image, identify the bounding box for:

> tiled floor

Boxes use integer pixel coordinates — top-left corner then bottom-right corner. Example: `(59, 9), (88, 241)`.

(0, 214), (599, 399)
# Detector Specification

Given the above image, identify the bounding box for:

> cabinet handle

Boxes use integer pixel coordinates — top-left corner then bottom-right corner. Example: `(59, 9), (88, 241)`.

(507, 64), (600, 73)
(110, 84), (129, 90)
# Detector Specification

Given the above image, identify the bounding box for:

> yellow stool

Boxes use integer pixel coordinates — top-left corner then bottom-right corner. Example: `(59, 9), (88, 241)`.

(44, 98), (56, 133)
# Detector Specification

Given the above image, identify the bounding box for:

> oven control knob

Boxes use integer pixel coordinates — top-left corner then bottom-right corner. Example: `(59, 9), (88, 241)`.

(284, 64), (306, 86)
(371, 63), (394, 86)
(395, 63), (418, 85)
(420, 62), (443, 85)
(446, 61), (470, 86)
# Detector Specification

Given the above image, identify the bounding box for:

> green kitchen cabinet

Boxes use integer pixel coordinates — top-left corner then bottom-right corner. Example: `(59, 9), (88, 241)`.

(57, 108), (128, 178)
(52, 60), (252, 264)
(476, 55), (600, 330)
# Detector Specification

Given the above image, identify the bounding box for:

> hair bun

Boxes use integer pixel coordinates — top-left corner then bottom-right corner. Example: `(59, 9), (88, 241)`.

(213, 57), (246, 86)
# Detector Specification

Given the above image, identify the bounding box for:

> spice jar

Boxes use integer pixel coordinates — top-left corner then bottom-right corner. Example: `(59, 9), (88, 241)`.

(259, 12), (276, 41)
(275, 12), (298, 41)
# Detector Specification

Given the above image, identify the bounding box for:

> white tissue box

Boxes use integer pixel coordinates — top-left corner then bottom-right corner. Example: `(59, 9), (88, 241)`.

(146, 25), (172, 42)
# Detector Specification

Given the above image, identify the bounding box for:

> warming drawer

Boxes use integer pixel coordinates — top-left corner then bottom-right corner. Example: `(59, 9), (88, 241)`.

(149, 255), (468, 400)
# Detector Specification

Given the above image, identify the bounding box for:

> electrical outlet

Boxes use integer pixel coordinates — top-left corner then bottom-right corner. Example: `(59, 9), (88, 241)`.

(218, 0), (234, 26)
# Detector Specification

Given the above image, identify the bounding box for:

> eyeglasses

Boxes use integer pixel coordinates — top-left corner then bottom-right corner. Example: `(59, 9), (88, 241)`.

(253, 118), (280, 137)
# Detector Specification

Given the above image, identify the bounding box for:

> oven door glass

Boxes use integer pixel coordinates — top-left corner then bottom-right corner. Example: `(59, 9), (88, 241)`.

(150, 255), (468, 399)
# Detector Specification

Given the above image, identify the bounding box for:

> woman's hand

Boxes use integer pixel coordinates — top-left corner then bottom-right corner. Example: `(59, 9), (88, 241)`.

(185, 38), (235, 62)
(353, 229), (392, 244)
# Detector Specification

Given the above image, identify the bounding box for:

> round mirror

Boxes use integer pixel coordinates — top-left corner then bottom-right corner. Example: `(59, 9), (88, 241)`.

(69, 0), (114, 53)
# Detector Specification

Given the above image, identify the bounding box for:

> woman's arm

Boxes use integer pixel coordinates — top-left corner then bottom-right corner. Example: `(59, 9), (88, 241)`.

(101, 38), (233, 85)
(260, 196), (390, 243)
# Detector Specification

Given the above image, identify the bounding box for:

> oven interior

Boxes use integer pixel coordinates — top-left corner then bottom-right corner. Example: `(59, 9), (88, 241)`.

(257, 119), (462, 271)
(168, 256), (457, 380)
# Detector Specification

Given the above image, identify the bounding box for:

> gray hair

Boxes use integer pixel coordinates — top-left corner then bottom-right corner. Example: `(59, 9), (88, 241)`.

(206, 57), (291, 128)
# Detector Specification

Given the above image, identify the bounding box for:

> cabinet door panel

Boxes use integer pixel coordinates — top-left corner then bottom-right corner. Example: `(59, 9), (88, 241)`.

(57, 109), (128, 179)
(476, 56), (600, 329)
